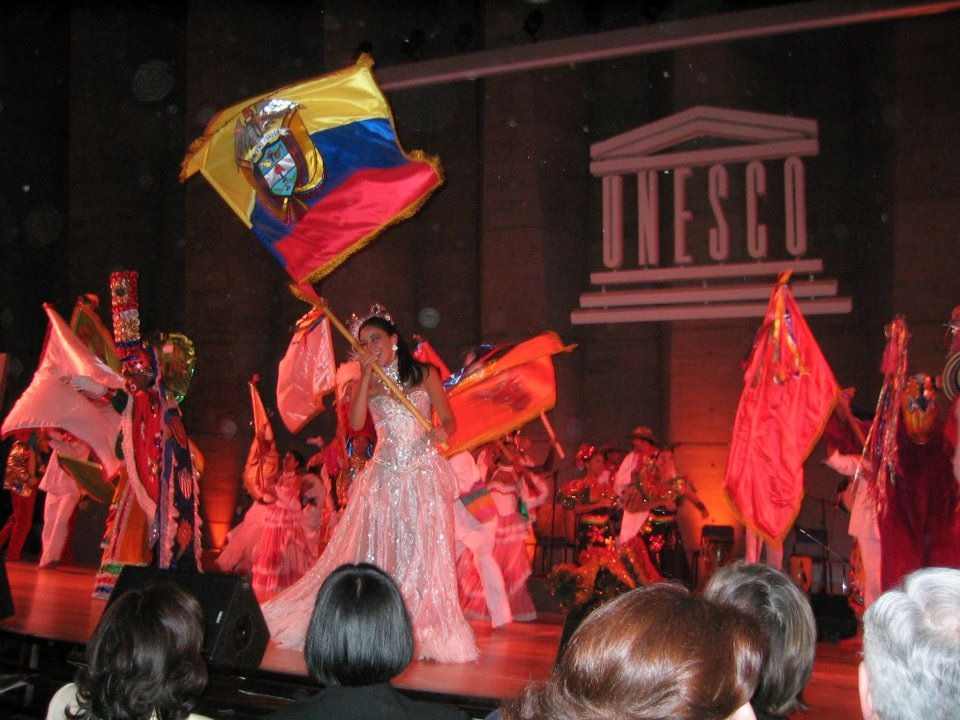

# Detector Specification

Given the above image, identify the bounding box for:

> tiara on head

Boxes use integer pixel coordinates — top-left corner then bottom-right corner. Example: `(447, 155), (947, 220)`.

(348, 303), (394, 338)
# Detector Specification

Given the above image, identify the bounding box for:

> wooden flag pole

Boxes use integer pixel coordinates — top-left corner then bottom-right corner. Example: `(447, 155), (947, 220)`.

(539, 410), (565, 459)
(317, 300), (445, 447)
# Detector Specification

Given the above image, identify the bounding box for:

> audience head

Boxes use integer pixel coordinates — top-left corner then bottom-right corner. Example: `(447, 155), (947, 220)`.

(304, 563), (414, 687)
(860, 566), (960, 720)
(73, 582), (208, 720)
(704, 561), (816, 717)
(503, 583), (764, 720)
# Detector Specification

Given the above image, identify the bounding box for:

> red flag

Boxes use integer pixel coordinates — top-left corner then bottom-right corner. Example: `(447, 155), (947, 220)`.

(724, 275), (839, 543)
(243, 378), (279, 500)
(1, 304), (125, 478)
(442, 332), (575, 457)
(277, 308), (337, 433)
(412, 335), (451, 381)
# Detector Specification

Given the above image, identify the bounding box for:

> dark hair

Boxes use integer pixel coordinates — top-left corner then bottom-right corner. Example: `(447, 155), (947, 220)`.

(704, 561), (816, 716)
(502, 583), (764, 720)
(358, 316), (427, 387)
(70, 583), (208, 720)
(303, 563), (414, 686)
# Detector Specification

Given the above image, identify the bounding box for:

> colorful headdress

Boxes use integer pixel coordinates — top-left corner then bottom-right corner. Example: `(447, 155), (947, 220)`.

(110, 270), (151, 375)
(347, 303), (394, 338)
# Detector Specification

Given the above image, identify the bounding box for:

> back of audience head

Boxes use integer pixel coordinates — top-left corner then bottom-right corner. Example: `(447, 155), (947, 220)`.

(72, 582), (208, 720)
(860, 566), (960, 720)
(502, 583), (764, 720)
(704, 560), (816, 717)
(304, 563), (414, 687)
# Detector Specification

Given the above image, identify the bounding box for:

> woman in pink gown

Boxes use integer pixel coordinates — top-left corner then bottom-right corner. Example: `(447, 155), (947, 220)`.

(261, 307), (478, 663)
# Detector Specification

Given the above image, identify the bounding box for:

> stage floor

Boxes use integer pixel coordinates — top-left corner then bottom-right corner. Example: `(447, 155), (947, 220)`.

(0, 560), (862, 719)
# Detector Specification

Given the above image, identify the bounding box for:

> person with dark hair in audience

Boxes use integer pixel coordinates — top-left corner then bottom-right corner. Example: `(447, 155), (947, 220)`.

(500, 583), (765, 720)
(704, 561), (817, 720)
(859, 566), (960, 720)
(46, 583), (210, 720)
(269, 563), (468, 720)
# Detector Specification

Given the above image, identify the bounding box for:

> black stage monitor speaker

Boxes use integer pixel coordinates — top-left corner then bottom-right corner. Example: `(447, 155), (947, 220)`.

(109, 567), (269, 672)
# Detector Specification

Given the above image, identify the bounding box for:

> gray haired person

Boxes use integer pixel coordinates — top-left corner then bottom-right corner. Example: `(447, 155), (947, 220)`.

(859, 566), (960, 720)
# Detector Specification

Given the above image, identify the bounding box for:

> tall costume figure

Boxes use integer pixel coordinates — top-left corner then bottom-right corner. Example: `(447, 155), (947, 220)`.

(261, 306), (477, 663)
(94, 272), (202, 597)
(878, 373), (960, 588)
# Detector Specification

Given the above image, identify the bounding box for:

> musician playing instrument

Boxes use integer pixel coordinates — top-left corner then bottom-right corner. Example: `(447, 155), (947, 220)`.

(560, 443), (620, 552)
(614, 426), (707, 586)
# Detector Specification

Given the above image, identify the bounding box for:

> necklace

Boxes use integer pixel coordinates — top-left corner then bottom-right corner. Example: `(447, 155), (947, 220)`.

(380, 359), (401, 385)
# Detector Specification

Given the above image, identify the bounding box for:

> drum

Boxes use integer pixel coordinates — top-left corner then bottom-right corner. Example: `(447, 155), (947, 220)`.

(788, 554), (813, 593)
(698, 525), (734, 588)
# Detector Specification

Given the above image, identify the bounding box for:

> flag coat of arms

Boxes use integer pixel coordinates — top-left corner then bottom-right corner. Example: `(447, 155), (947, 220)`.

(180, 55), (443, 298)
(724, 275), (839, 543)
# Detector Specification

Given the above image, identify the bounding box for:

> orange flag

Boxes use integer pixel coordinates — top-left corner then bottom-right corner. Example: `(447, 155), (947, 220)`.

(442, 332), (575, 457)
(724, 274), (839, 543)
(243, 378), (279, 500)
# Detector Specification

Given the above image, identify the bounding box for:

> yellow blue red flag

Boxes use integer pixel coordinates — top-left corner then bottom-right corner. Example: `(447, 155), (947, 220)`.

(180, 56), (443, 299)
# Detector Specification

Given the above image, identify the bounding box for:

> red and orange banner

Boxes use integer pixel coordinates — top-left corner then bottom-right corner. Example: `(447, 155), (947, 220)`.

(442, 332), (575, 457)
(724, 274), (839, 543)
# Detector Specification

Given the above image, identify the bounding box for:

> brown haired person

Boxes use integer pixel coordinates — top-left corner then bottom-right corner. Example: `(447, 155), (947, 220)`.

(501, 583), (764, 720)
(46, 583), (210, 720)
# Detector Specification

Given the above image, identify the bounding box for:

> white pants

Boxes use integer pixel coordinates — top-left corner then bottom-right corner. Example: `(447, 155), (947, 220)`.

(454, 502), (512, 628)
(39, 490), (81, 566)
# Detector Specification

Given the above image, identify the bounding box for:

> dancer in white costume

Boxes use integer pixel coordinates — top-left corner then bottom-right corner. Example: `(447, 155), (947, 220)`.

(261, 307), (478, 663)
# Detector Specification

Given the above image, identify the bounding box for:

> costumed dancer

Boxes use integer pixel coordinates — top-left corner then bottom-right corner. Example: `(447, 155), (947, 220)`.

(261, 305), (477, 663)
(38, 430), (90, 568)
(860, 316), (960, 592)
(0, 431), (49, 561)
(560, 443), (620, 555)
(450, 449), (512, 628)
(614, 426), (708, 586)
(94, 271), (202, 597)
(216, 377), (279, 576)
(298, 446), (332, 560)
(461, 439), (548, 623)
(251, 450), (317, 602)
(823, 388), (879, 614)
(880, 372), (960, 588)
(318, 361), (376, 531)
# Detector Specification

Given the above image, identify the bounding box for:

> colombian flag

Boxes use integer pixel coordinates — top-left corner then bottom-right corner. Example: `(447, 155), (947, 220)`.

(180, 56), (442, 298)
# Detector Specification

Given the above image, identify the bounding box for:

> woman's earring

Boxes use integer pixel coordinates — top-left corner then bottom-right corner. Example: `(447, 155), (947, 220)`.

(392, 344), (398, 352)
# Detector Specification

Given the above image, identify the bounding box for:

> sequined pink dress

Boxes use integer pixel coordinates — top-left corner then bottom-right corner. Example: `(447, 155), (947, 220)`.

(260, 388), (478, 663)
